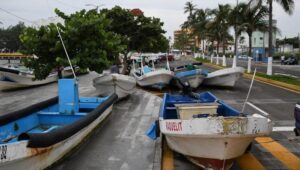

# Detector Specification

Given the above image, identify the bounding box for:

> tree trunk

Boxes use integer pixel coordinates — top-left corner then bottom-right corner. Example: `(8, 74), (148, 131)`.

(234, 27), (238, 57)
(202, 39), (205, 53)
(222, 40), (226, 55)
(122, 52), (129, 75)
(217, 40), (219, 54)
(268, 0), (273, 58)
(57, 67), (62, 79)
(248, 32), (252, 57)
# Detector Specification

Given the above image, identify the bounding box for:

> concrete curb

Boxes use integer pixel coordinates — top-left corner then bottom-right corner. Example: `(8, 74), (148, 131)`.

(203, 62), (300, 94)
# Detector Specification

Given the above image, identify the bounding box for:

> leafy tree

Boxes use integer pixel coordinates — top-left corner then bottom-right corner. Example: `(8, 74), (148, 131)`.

(20, 9), (124, 80)
(277, 36), (300, 48)
(173, 31), (190, 52)
(0, 22), (26, 52)
(101, 6), (168, 73)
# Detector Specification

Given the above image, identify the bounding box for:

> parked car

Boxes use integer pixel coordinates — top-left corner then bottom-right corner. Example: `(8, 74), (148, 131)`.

(144, 54), (159, 64)
(238, 55), (249, 60)
(158, 54), (175, 62)
(284, 57), (298, 65)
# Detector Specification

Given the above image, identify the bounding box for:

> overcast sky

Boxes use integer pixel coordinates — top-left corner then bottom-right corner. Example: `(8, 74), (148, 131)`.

(1, 0), (299, 40)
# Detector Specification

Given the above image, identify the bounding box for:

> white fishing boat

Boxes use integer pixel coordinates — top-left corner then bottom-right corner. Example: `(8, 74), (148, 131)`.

(0, 79), (117, 170)
(0, 66), (74, 90)
(148, 92), (272, 170)
(131, 68), (173, 89)
(93, 73), (136, 99)
(203, 67), (244, 87)
(131, 56), (174, 89)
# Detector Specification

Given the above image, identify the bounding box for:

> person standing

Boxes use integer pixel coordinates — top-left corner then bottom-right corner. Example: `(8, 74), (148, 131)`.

(281, 55), (285, 65)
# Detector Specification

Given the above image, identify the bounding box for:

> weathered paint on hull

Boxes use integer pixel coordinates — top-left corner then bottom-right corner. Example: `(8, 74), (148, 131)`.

(0, 71), (57, 85)
(0, 80), (29, 90)
(165, 135), (253, 159)
(135, 70), (173, 87)
(0, 105), (113, 170)
(187, 156), (234, 170)
(185, 74), (205, 89)
(93, 74), (136, 99)
(160, 116), (272, 167)
(203, 72), (242, 87)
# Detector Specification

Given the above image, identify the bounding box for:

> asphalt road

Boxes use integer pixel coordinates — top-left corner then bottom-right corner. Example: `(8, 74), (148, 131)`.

(218, 57), (300, 79)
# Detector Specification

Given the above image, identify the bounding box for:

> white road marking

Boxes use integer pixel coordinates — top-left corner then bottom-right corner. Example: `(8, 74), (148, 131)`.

(247, 102), (269, 116)
(272, 126), (294, 132)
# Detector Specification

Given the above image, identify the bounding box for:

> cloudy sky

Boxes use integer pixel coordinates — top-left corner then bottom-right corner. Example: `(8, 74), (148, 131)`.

(1, 0), (299, 40)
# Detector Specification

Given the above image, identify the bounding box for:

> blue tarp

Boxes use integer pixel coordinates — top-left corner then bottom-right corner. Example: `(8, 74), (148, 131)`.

(146, 121), (158, 140)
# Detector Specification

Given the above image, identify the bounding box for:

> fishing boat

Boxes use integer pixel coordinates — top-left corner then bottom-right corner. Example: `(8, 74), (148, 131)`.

(175, 69), (206, 89)
(0, 66), (74, 91)
(0, 79), (118, 170)
(93, 73), (136, 99)
(131, 68), (173, 89)
(147, 92), (272, 170)
(202, 67), (244, 87)
(171, 62), (202, 72)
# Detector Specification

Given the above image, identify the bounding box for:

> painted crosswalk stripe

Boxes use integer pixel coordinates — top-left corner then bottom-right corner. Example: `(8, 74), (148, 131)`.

(272, 126), (294, 132)
(236, 153), (265, 170)
(247, 102), (269, 116)
(256, 137), (300, 169)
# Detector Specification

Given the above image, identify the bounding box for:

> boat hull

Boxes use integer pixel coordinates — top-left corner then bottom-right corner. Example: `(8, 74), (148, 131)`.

(0, 105), (113, 170)
(0, 80), (29, 90)
(0, 71), (58, 85)
(93, 73), (136, 99)
(185, 74), (204, 88)
(160, 115), (272, 169)
(133, 69), (173, 88)
(203, 67), (244, 87)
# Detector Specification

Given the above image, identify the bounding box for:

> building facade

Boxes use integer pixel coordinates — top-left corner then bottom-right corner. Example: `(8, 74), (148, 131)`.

(251, 20), (277, 61)
(173, 29), (201, 52)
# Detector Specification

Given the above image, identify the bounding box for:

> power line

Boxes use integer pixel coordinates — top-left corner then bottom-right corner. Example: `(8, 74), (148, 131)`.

(0, 7), (34, 24)
(52, 0), (81, 10)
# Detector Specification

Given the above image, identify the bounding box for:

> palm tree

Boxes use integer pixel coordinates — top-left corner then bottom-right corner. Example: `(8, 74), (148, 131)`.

(207, 4), (232, 54)
(184, 1), (196, 17)
(228, 3), (247, 57)
(241, 5), (269, 57)
(191, 8), (211, 53)
(250, 0), (294, 62)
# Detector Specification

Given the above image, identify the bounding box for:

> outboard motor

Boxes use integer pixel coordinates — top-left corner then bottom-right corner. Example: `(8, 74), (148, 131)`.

(171, 77), (191, 94)
(294, 102), (300, 136)
(171, 77), (200, 99)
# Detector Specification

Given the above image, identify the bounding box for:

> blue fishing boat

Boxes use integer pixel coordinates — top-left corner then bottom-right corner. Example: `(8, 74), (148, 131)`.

(0, 79), (117, 170)
(175, 69), (206, 89)
(147, 92), (272, 169)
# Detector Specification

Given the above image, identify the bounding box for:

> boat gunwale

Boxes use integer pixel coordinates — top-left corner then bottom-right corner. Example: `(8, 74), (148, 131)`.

(0, 94), (118, 148)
